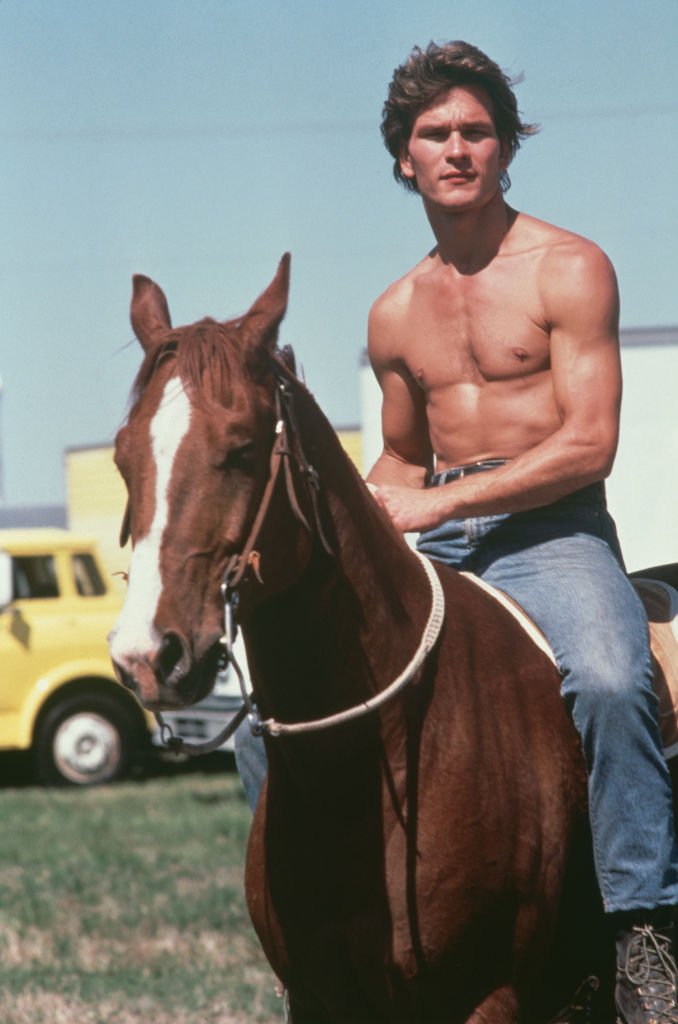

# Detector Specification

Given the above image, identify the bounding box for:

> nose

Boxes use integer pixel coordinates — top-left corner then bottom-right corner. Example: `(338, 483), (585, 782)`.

(157, 630), (186, 682)
(110, 629), (189, 705)
(445, 130), (467, 161)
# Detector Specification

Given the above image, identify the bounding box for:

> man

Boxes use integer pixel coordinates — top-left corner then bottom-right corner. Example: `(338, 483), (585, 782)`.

(367, 40), (678, 1024)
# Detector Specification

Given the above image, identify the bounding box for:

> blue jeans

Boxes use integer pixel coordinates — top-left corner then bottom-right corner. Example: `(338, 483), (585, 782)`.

(418, 472), (678, 914)
(235, 714), (268, 813)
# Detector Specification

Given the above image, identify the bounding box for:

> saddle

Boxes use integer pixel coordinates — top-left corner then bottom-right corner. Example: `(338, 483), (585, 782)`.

(461, 573), (678, 760)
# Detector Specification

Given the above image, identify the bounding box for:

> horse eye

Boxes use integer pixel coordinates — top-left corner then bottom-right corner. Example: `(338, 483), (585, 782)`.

(223, 441), (256, 471)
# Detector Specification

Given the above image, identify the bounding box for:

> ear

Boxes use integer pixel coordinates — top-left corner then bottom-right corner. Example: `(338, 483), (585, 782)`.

(119, 500), (131, 548)
(130, 275), (172, 351)
(243, 253), (291, 352)
(399, 142), (416, 183)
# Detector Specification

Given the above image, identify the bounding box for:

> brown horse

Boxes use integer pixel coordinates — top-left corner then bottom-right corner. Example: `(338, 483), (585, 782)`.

(109, 255), (674, 1022)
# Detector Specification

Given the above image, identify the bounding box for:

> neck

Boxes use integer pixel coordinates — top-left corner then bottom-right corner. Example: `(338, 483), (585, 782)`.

(243, 387), (434, 732)
(424, 193), (516, 274)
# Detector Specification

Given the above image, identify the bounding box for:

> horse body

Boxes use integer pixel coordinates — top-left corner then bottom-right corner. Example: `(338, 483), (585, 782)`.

(110, 256), (615, 1022)
(242, 497), (598, 1022)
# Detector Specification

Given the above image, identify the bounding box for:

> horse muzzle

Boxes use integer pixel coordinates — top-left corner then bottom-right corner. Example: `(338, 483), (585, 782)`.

(109, 628), (220, 711)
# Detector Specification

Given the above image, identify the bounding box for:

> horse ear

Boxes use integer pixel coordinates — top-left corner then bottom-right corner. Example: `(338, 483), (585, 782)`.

(243, 253), (291, 351)
(130, 275), (172, 351)
(119, 500), (131, 548)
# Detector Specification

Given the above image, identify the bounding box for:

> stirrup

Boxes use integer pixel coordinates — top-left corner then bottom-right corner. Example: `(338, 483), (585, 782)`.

(550, 976), (600, 1023)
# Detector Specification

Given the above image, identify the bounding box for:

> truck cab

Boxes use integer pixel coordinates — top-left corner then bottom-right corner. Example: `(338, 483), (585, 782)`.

(0, 529), (244, 785)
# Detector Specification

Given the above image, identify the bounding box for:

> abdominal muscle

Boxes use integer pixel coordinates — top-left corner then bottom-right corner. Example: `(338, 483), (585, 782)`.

(426, 373), (562, 471)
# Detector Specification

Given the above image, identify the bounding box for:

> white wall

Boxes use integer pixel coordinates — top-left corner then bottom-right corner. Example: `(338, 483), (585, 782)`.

(359, 351), (383, 479)
(607, 341), (678, 572)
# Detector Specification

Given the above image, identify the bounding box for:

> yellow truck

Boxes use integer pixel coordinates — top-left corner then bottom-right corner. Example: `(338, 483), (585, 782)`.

(0, 528), (244, 786)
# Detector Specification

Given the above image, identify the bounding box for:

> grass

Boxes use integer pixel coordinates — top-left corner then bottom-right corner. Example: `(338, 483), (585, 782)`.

(0, 755), (282, 1024)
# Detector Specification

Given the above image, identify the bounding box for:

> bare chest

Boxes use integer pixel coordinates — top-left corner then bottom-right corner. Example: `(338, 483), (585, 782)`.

(402, 269), (551, 392)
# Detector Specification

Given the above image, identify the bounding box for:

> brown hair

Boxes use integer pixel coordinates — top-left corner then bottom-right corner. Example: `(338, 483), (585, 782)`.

(381, 40), (539, 193)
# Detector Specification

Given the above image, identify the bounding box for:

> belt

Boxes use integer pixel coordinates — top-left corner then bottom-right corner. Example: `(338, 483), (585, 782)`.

(429, 459), (508, 485)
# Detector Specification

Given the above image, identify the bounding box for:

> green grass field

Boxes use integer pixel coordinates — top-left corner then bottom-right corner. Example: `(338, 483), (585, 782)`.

(0, 756), (281, 1024)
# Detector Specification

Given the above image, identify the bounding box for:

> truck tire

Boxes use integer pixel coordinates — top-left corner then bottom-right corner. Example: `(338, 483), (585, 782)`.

(34, 692), (143, 786)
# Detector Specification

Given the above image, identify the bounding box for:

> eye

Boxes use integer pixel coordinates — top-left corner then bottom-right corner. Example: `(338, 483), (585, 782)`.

(463, 125), (493, 140)
(221, 441), (256, 472)
(421, 128), (447, 141)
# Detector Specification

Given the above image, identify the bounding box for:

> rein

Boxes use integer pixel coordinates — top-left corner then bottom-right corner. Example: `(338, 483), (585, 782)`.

(221, 369), (333, 593)
(243, 549), (445, 737)
(153, 363), (446, 754)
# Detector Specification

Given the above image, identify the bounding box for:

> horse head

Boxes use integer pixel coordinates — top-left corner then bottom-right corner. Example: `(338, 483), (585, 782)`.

(108, 254), (315, 710)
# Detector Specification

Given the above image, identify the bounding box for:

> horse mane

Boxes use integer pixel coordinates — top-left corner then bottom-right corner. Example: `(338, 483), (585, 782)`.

(265, 347), (394, 541)
(128, 316), (277, 413)
(126, 313), (385, 552)
(126, 313), (377, 541)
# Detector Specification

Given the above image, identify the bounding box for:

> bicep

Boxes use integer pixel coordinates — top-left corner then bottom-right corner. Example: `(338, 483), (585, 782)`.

(376, 365), (433, 471)
(367, 300), (432, 481)
(547, 246), (622, 452)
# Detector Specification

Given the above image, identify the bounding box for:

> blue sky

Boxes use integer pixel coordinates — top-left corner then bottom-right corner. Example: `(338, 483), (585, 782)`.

(2, 0), (677, 506)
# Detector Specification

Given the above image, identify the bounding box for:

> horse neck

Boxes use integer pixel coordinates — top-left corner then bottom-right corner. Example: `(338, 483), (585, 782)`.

(290, 374), (429, 631)
(243, 378), (434, 732)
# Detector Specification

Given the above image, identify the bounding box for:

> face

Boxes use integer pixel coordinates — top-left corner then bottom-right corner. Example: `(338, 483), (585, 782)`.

(110, 362), (276, 710)
(400, 85), (509, 212)
(108, 257), (293, 712)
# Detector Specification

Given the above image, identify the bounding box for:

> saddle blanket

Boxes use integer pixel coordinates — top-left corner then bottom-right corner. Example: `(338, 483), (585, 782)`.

(461, 572), (678, 760)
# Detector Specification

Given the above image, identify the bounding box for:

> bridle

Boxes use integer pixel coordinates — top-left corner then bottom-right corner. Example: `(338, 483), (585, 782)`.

(220, 361), (334, 595)
(148, 359), (445, 754)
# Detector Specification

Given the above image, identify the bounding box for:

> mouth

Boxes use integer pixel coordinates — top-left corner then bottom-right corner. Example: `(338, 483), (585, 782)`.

(441, 173), (475, 184)
(179, 644), (223, 705)
(164, 643), (223, 710)
(115, 642), (223, 713)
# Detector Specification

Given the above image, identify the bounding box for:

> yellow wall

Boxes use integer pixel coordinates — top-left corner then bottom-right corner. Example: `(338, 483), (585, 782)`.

(336, 428), (362, 476)
(65, 446), (130, 597)
(65, 428), (362, 594)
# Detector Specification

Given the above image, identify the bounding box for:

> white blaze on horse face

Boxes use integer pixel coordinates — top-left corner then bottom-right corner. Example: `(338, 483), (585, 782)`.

(109, 377), (191, 667)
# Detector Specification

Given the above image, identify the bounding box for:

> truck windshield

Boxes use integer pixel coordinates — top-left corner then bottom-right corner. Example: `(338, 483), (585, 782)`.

(12, 556), (59, 599)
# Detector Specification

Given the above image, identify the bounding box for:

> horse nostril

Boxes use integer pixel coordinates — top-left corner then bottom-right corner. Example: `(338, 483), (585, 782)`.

(158, 631), (185, 682)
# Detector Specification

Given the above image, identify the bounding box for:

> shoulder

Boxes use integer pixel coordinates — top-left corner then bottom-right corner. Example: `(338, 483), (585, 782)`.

(367, 256), (433, 365)
(368, 261), (424, 327)
(514, 216), (619, 327)
(516, 215), (614, 280)
(511, 213), (614, 274)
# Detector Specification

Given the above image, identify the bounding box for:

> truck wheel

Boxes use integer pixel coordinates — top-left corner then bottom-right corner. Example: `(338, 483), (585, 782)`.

(34, 693), (142, 786)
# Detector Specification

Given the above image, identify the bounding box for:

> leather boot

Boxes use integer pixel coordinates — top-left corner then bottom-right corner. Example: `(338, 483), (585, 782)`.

(615, 917), (678, 1023)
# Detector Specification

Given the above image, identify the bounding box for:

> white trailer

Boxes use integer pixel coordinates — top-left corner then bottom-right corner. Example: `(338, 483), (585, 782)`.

(607, 327), (678, 571)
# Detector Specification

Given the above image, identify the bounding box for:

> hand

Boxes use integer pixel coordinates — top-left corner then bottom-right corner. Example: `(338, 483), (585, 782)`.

(369, 483), (445, 533)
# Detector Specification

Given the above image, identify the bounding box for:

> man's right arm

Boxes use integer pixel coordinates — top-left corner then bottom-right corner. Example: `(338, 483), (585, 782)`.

(365, 291), (433, 489)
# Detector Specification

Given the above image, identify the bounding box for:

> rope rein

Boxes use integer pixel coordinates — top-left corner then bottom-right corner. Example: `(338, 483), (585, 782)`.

(247, 550), (445, 737)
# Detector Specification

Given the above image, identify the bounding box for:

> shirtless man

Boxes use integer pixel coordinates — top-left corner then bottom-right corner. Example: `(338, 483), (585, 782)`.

(367, 40), (678, 1024)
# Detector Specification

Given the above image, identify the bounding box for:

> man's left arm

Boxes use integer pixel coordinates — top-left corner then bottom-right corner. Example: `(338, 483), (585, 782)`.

(373, 241), (622, 532)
